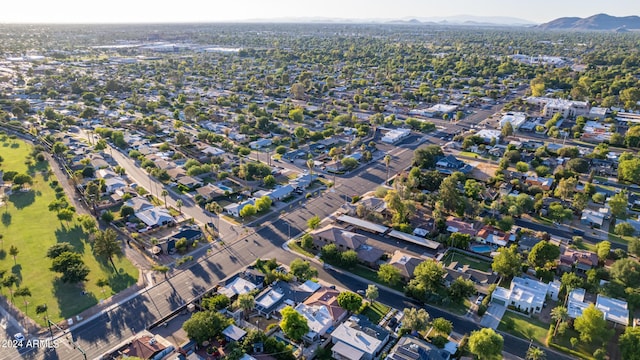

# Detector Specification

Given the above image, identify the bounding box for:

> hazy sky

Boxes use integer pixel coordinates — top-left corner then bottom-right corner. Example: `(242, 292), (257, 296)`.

(1, 0), (638, 24)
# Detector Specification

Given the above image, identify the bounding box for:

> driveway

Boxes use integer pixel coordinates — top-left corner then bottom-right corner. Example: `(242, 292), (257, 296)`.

(480, 303), (506, 330)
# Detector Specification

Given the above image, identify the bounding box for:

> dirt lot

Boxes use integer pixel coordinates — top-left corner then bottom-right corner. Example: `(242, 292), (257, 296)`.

(468, 161), (500, 181)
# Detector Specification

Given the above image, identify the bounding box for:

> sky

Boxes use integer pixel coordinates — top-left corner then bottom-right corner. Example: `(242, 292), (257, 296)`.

(0, 0), (638, 24)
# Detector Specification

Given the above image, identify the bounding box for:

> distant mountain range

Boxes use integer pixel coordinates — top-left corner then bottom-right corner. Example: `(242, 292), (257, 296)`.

(538, 14), (640, 31)
(242, 15), (536, 27)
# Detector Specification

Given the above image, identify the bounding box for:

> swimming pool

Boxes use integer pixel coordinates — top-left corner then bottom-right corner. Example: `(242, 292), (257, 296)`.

(217, 184), (233, 192)
(470, 244), (493, 253)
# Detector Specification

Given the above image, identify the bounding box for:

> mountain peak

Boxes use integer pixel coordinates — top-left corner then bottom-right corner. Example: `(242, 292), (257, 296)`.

(539, 13), (640, 31)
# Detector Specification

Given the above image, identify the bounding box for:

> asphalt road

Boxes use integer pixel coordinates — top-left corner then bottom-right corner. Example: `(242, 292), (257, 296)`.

(1, 129), (574, 360)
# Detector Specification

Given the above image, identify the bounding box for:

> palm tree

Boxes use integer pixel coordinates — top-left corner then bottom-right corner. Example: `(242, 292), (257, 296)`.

(234, 293), (255, 320)
(3, 274), (18, 303)
(1, 194), (8, 213)
(550, 306), (568, 337)
(9, 245), (18, 265)
(176, 199), (184, 215)
(161, 190), (169, 209)
(93, 229), (123, 271)
(14, 287), (31, 313)
(384, 154), (391, 185)
(526, 346), (546, 360)
(208, 202), (223, 232)
(306, 157), (314, 178)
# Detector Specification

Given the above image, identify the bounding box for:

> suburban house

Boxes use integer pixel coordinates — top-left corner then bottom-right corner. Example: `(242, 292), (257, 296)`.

(196, 184), (227, 201)
(386, 335), (452, 360)
(388, 251), (423, 283)
(581, 209), (607, 228)
(444, 261), (498, 294)
(524, 176), (554, 191)
(104, 176), (128, 194)
(567, 289), (629, 326)
(295, 302), (334, 342)
(558, 248), (599, 275)
(331, 316), (390, 360)
(435, 155), (473, 174)
(303, 287), (348, 325)
(135, 207), (175, 228)
(476, 225), (512, 247)
(249, 138), (272, 149)
(124, 196), (154, 213)
(311, 225), (368, 251)
(310, 225), (385, 266)
(254, 280), (320, 318)
(446, 217), (477, 236)
(491, 277), (560, 314)
(219, 276), (259, 299)
(266, 184), (294, 201)
(119, 334), (173, 360)
(222, 324), (247, 343)
(177, 175), (203, 190)
(224, 198), (255, 217)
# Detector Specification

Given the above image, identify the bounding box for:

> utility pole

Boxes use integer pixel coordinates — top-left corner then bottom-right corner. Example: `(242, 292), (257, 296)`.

(48, 319), (87, 360)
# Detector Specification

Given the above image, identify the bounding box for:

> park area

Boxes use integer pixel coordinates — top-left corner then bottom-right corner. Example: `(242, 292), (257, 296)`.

(0, 136), (138, 326)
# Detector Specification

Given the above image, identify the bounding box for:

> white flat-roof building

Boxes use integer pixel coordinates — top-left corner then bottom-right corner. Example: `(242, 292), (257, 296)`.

(491, 277), (560, 314)
(424, 104), (458, 118)
(381, 128), (411, 144)
(567, 289), (629, 326)
(475, 129), (502, 143)
(500, 112), (528, 130)
(589, 107), (608, 120)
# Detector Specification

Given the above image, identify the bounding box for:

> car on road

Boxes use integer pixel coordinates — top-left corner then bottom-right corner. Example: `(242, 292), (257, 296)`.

(356, 289), (365, 295)
(14, 332), (25, 345)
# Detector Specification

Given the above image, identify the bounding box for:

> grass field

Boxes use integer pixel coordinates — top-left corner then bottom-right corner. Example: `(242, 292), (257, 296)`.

(497, 311), (549, 345)
(442, 251), (492, 272)
(549, 328), (597, 360)
(361, 301), (390, 323)
(0, 138), (138, 326)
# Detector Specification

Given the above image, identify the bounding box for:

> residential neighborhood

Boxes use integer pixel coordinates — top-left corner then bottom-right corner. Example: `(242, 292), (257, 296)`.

(1, 12), (640, 360)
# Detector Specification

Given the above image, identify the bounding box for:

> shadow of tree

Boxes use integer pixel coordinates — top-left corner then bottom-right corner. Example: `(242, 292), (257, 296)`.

(1, 212), (10, 227)
(10, 143), (19, 148)
(108, 272), (136, 293)
(52, 278), (97, 319)
(0, 249), (5, 260)
(9, 190), (35, 209)
(11, 264), (22, 282)
(54, 225), (88, 254)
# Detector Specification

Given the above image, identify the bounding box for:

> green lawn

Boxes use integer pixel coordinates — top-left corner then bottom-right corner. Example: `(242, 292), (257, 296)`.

(442, 252), (492, 272)
(361, 301), (390, 323)
(0, 138), (138, 326)
(608, 226), (632, 245)
(288, 241), (315, 258)
(497, 311), (549, 345)
(349, 264), (406, 293)
(549, 328), (597, 360)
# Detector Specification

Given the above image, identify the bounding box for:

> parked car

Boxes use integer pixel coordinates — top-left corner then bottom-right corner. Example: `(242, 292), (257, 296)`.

(475, 295), (485, 305)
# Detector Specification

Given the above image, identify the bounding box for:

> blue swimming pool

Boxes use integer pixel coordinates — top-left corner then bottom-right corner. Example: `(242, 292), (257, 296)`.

(470, 244), (493, 253)
(217, 184), (233, 192)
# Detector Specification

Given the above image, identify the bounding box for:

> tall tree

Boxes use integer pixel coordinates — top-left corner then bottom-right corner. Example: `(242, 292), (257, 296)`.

(289, 259), (317, 281)
(365, 284), (379, 304)
(280, 306), (309, 342)
(574, 304), (611, 345)
(551, 306), (568, 337)
(413, 259), (445, 293)
(161, 189), (169, 208)
(402, 308), (430, 333)
(377, 264), (402, 286)
(527, 241), (560, 269)
(337, 291), (363, 313)
(182, 310), (231, 344)
(384, 154), (392, 185)
(491, 245), (521, 278)
(8, 245), (19, 265)
(526, 346), (546, 360)
(234, 293), (255, 320)
(469, 328), (504, 360)
(620, 326), (640, 360)
(93, 229), (123, 271)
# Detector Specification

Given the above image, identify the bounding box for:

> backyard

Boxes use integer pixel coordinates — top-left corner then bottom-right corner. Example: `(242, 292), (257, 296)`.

(442, 251), (492, 272)
(360, 301), (390, 324)
(0, 138), (138, 326)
